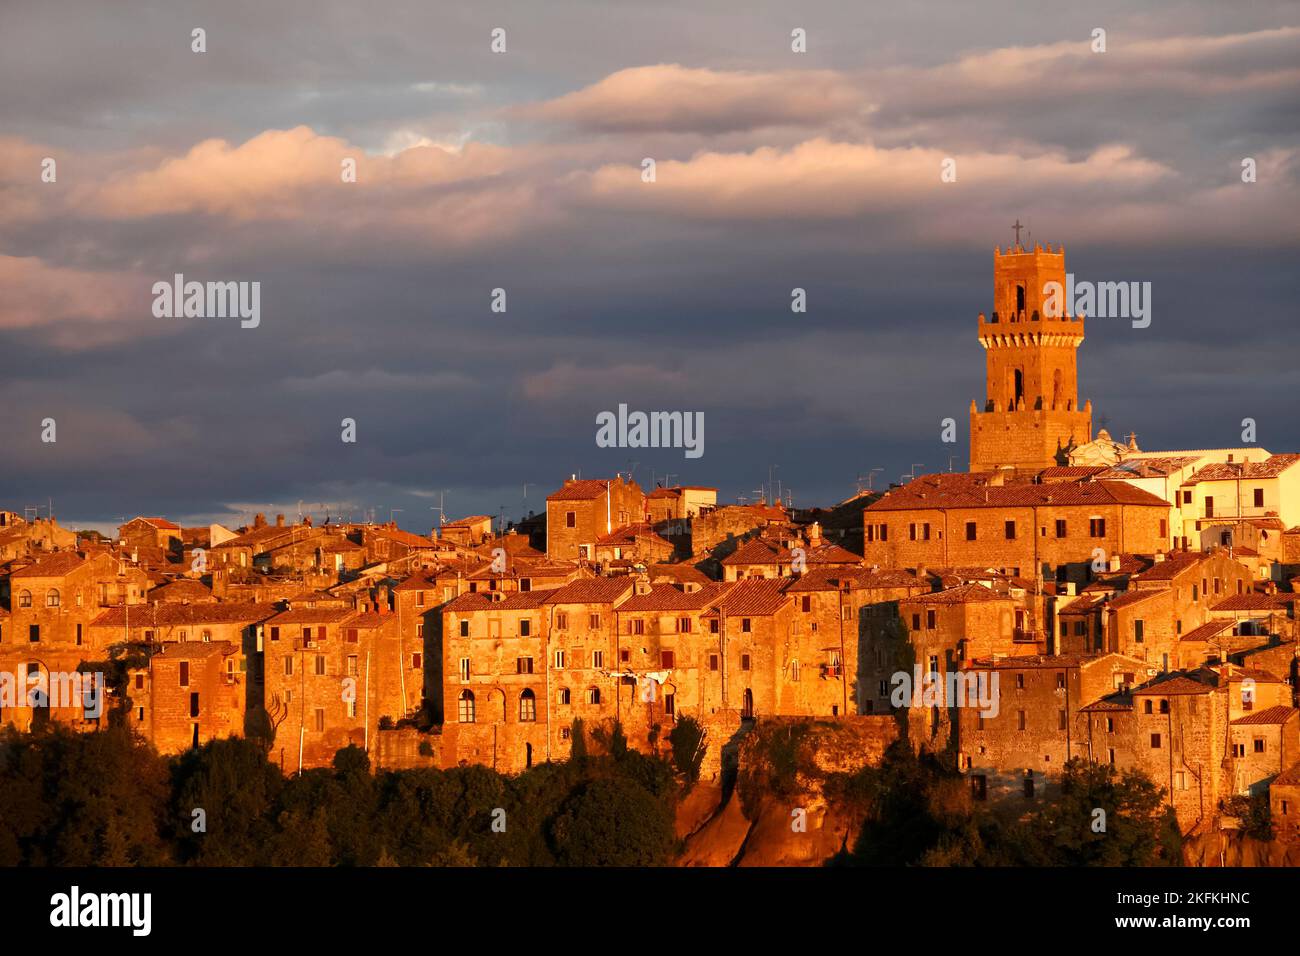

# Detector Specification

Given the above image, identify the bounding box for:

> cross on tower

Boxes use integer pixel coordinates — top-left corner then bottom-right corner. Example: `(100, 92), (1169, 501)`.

(1012, 219), (1024, 248)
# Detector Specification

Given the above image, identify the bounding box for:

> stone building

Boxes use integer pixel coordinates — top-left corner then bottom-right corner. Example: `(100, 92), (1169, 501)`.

(863, 472), (1169, 582)
(545, 476), (646, 562)
(968, 244), (1093, 474)
(127, 641), (245, 753)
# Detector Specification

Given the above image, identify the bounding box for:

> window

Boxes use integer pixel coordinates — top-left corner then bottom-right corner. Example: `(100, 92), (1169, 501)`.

(801, 596), (811, 613)
(1016, 673), (1025, 689)
(1159, 699), (1169, 714)
(1150, 733), (1162, 749)
(709, 654), (719, 672)
(516, 657), (534, 675)
(555, 649), (566, 669)
(270, 626), (280, 642)
(1056, 673), (1066, 690)
(314, 708), (325, 732)
(926, 610), (936, 630)
(632, 619), (644, 635)
(283, 655), (295, 677)
(347, 655), (358, 676)
(1055, 519), (1067, 538)
(741, 618), (751, 633)
(520, 619), (531, 637)
(1204, 497), (1214, 518)
(1134, 620), (1144, 643)
(1059, 710), (1067, 730)
(18, 590), (31, 609)
(1254, 737), (1265, 754)
(1254, 488), (1265, 508)
(922, 523), (931, 540)
(965, 522), (977, 541)
(315, 655), (326, 676)
(709, 619), (719, 634)
(45, 589), (60, 608)
(458, 657), (470, 680)
(179, 661), (190, 687)
(458, 690), (475, 723)
(1017, 710), (1026, 731)
(790, 659), (800, 682)
(556, 612), (569, 630)
(459, 620), (470, 638)
(28, 624), (39, 643)
(190, 692), (200, 718)
(1004, 521), (1016, 540)
(1023, 770), (1034, 799)
(1089, 518), (1106, 538)
(1143, 699), (1153, 714)
(589, 613), (601, 630)
(565, 511), (576, 528)
(912, 613), (921, 631)
(664, 693), (675, 717)
(741, 654), (751, 671)
(520, 690), (536, 722)
(587, 687), (601, 705)
(661, 650), (675, 668)
(678, 617), (692, 633)
(1159, 519), (1167, 538)
(909, 523), (917, 541)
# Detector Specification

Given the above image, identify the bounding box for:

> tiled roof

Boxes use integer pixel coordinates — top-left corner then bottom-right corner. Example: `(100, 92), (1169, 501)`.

(617, 583), (730, 612)
(967, 654), (1087, 669)
(866, 473), (1168, 511)
(264, 607), (357, 625)
(1132, 675), (1214, 696)
(148, 579), (215, 602)
(1095, 456), (1202, 479)
(93, 601), (276, 627)
(906, 582), (1008, 605)
(704, 578), (791, 617)
(783, 566), (923, 593)
(1080, 695), (1134, 713)
(153, 640), (237, 659)
(1039, 466), (1107, 480)
(548, 479), (621, 501)
(1130, 551), (1206, 582)
(1184, 454), (1300, 484)
(597, 523), (669, 547)
(10, 552), (87, 578)
(1106, 589), (1166, 610)
(1272, 763), (1300, 787)
(1232, 705), (1297, 726)
(135, 517), (181, 530)
(1212, 594), (1297, 611)
(647, 563), (713, 586)
(1179, 620), (1235, 643)
(444, 515), (492, 527)
(446, 591), (550, 613)
(544, 577), (636, 606)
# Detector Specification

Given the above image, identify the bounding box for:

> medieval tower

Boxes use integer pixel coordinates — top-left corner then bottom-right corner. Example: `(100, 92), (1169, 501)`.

(968, 240), (1092, 473)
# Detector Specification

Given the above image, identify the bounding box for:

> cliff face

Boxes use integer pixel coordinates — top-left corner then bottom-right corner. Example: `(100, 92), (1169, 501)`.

(677, 716), (898, 866)
(1182, 830), (1300, 867)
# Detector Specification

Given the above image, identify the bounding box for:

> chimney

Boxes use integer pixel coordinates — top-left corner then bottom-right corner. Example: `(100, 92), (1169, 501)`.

(1108, 555), (1121, 573)
(808, 521), (823, 548)
(253, 512), (267, 529)
(1153, 550), (1165, 563)
(276, 514), (285, 527)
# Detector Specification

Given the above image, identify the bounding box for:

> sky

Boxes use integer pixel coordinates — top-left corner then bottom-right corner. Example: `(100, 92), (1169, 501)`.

(1, 0), (1298, 534)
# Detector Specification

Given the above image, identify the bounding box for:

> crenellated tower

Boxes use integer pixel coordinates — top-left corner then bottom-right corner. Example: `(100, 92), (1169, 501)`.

(969, 241), (1092, 473)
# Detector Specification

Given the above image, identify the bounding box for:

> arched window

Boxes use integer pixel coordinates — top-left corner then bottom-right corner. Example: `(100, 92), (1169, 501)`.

(519, 689), (536, 722)
(46, 589), (60, 608)
(587, 687), (601, 705)
(18, 590), (31, 609)
(457, 690), (475, 723)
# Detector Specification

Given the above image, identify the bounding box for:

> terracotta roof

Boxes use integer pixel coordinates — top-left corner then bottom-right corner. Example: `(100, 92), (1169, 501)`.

(1106, 589), (1166, 610)
(721, 538), (783, 566)
(264, 607), (357, 625)
(617, 583), (730, 612)
(544, 577), (636, 606)
(1129, 551), (1207, 582)
(704, 578), (790, 617)
(152, 640), (237, 659)
(1132, 675), (1214, 696)
(10, 552), (87, 578)
(445, 591), (549, 613)
(1232, 705), (1297, 726)
(1179, 620), (1235, 643)
(444, 515), (492, 527)
(597, 523), (670, 547)
(1212, 594), (1296, 611)
(548, 479), (624, 501)
(906, 582), (1008, 605)
(1272, 763), (1300, 787)
(1080, 695), (1134, 713)
(1096, 456), (1202, 479)
(93, 601), (276, 627)
(133, 517), (181, 530)
(1039, 466), (1107, 480)
(784, 566), (922, 593)
(1184, 454), (1300, 484)
(866, 473), (1168, 511)
(967, 654), (1087, 669)
(148, 579), (215, 602)
(647, 563), (712, 586)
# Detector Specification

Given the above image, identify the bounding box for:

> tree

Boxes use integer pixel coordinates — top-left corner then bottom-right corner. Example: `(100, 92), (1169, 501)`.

(549, 777), (675, 866)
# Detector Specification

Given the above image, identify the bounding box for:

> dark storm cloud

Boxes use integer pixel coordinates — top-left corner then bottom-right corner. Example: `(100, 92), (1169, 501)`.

(0, 0), (1297, 530)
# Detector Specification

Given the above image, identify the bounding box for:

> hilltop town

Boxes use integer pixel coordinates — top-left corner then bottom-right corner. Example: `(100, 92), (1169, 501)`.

(4, 243), (1299, 850)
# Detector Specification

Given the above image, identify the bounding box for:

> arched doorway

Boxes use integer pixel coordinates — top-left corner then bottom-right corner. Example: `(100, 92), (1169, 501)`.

(741, 688), (754, 719)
